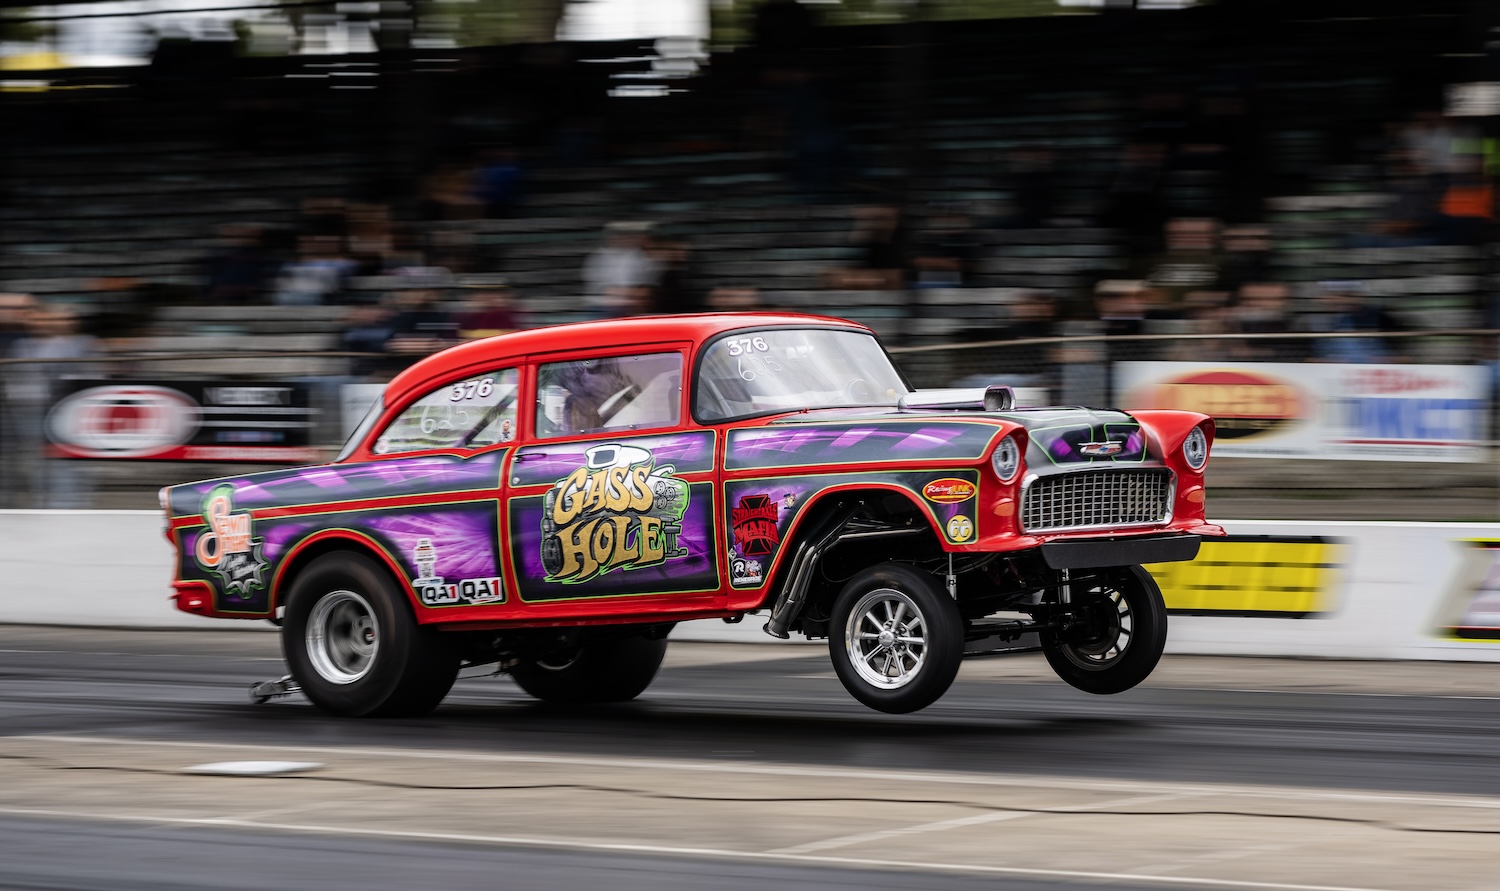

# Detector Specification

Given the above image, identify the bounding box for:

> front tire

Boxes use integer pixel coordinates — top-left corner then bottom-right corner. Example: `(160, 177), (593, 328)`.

(509, 632), (668, 704)
(1042, 564), (1167, 695)
(829, 563), (964, 714)
(283, 551), (459, 717)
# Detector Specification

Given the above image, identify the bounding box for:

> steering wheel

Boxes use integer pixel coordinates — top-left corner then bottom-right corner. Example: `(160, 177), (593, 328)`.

(844, 378), (877, 404)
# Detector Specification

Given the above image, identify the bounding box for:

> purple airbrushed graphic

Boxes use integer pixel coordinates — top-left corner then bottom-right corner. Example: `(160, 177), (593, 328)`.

(360, 508), (499, 581)
(723, 470), (982, 586)
(725, 423), (996, 470)
(170, 452), (503, 515)
(179, 504), (499, 615)
(509, 431), (714, 488)
(1030, 424), (1147, 466)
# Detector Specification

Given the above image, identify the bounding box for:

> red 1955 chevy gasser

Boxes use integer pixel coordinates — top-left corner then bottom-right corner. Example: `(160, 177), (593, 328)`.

(164, 313), (1221, 715)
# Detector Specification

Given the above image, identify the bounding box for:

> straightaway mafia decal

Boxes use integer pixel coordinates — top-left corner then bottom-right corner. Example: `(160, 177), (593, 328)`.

(194, 486), (269, 600)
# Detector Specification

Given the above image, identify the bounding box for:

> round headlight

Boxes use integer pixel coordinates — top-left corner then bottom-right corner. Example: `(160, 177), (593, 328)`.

(1183, 426), (1209, 470)
(991, 435), (1021, 482)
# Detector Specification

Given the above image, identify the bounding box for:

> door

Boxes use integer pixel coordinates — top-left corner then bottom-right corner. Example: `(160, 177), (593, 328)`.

(504, 347), (723, 609)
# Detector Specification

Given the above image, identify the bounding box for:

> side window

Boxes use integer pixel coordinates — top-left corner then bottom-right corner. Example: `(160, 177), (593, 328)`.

(373, 368), (519, 455)
(535, 352), (683, 439)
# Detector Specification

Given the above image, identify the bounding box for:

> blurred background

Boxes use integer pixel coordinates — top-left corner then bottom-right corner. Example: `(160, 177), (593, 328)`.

(1, 0), (1497, 516)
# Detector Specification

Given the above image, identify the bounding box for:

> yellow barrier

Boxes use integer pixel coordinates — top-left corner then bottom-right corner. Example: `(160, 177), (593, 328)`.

(1147, 536), (1344, 618)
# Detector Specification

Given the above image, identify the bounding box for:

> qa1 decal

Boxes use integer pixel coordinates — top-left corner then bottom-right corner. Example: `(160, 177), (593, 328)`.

(540, 444), (690, 584)
(411, 537), (505, 607)
(194, 486), (269, 600)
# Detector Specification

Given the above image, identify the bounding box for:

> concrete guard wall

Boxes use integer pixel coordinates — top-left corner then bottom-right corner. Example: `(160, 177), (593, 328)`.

(3, 512), (1497, 661)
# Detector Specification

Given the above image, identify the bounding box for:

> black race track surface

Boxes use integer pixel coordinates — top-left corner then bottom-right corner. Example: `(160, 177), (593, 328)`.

(0, 626), (1496, 891)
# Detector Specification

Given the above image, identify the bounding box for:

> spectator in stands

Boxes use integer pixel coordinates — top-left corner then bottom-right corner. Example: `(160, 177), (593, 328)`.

(1232, 282), (1294, 360)
(384, 271), (460, 359)
(1170, 290), (1233, 361)
(648, 237), (699, 315)
(1145, 218), (1221, 310)
(1354, 158), (1442, 248)
(1095, 280), (1150, 337)
(1307, 281), (1403, 364)
(474, 147), (526, 218)
(1009, 147), (1057, 229)
(272, 234), (355, 306)
(346, 203), (396, 276)
(1218, 226), (1273, 294)
(0, 292), (38, 356)
(457, 282), (519, 339)
(912, 206), (983, 289)
(582, 222), (659, 319)
(418, 162), (482, 221)
(1437, 151), (1493, 246)
(1005, 291), (1058, 342)
(203, 224), (271, 304)
(825, 205), (907, 290)
(0, 293), (39, 507)
(1103, 141), (1168, 255)
(706, 285), (763, 312)
(5, 306), (97, 508)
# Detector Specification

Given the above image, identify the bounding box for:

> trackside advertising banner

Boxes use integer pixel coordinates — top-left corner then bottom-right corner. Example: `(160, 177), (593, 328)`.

(47, 380), (321, 462)
(1115, 362), (1489, 462)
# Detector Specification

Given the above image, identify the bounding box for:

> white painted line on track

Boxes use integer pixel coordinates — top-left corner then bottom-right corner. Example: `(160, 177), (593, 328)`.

(770, 792), (1199, 855)
(0, 649), (282, 661)
(19, 734), (1500, 812)
(0, 804), (1418, 891)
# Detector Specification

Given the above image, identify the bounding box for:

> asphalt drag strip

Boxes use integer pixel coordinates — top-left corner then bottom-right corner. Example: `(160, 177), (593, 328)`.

(1, 733), (1497, 891)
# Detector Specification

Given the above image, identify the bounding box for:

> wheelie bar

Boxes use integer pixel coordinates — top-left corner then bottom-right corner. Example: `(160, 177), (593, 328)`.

(249, 675), (302, 704)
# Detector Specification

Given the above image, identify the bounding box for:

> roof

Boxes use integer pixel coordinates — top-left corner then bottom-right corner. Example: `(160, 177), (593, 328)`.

(384, 311), (868, 406)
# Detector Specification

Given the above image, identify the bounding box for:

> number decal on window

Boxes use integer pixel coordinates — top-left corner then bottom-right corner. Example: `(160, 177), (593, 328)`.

(726, 337), (770, 357)
(450, 377), (495, 402)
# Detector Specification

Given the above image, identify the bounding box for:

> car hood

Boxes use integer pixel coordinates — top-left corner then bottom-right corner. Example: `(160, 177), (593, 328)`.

(769, 406), (1156, 466)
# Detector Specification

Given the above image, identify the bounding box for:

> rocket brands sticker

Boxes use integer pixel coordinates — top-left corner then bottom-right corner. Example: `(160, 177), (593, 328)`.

(922, 478), (976, 504)
(730, 556), (764, 587)
(540, 444), (690, 584)
(411, 536), (505, 607)
(193, 486), (268, 599)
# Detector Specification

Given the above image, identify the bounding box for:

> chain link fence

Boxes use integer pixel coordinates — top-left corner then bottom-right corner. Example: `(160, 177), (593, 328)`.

(1, 332), (1495, 519)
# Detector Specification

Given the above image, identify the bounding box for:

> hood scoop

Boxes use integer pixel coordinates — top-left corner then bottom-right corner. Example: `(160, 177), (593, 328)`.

(898, 386), (1014, 413)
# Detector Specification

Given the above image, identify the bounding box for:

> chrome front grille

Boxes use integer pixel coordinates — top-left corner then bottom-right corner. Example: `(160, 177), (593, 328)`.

(1021, 469), (1173, 532)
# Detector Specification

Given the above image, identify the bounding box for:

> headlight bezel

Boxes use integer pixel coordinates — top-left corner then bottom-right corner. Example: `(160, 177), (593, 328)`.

(1183, 425), (1209, 471)
(991, 435), (1021, 482)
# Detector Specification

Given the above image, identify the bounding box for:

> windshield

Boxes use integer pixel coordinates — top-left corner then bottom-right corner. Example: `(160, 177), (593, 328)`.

(695, 328), (909, 422)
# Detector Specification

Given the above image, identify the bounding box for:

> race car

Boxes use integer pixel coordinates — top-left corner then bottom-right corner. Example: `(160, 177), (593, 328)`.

(162, 312), (1222, 715)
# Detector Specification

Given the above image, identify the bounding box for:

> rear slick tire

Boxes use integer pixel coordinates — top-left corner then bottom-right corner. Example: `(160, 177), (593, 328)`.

(509, 633), (668, 704)
(828, 563), (964, 714)
(283, 551), (459, 717)
(1042, 564), (1167, 695)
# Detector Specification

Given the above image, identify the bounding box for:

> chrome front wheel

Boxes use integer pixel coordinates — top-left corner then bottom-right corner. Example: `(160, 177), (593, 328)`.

(829, 564), (963, 714)
(844, 588), (929, 690)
